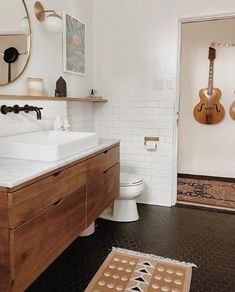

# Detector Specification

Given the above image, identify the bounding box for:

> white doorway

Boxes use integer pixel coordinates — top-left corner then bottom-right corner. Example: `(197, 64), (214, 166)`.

(174, 15), (235, 210)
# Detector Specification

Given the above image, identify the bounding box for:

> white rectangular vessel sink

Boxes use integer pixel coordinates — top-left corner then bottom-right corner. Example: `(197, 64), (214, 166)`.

(0, 131), (99, 162)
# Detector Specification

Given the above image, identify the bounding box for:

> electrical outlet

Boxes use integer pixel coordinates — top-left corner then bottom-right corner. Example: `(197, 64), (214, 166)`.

(167, 78), (175, 90)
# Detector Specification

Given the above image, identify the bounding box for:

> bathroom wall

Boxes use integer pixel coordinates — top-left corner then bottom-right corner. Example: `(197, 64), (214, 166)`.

(94, 100), (175, 206)
(0, 99), (67, 137)
(2, 0), (235, 206)
(67, 102), (93, 132)
(0, 0), (94, 136)
(178, 19), (235, 178)
(92, 0), (235, 206)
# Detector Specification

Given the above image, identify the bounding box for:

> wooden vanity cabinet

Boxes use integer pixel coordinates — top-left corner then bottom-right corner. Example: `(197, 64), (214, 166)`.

(87, 164), (120, 226)
(8, 160), (87, 229)
(11, 186), (87, 291)
(0, 144), (120, 292)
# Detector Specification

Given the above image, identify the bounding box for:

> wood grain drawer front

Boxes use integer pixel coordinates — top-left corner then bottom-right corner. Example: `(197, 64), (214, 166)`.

(10, 186), (86, 291)
(87, 163), (120, 226)
(86, 146), (120, 180)
(0, 193), (8, 228)
(0, 229), (11, 292)
(8, 161), (87, 229)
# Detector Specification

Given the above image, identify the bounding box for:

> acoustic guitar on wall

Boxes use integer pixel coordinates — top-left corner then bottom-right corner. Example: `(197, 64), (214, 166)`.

(193, 47), (225, 124)
(229, 100), (235, 120)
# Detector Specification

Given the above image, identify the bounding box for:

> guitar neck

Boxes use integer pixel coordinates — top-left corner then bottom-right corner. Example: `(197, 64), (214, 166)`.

(207, 60), (214, 95)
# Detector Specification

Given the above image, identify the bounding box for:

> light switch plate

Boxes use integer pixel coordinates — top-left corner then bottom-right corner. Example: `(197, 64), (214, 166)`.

(152, 79), (164, 90)
(167, 78), (175, 89)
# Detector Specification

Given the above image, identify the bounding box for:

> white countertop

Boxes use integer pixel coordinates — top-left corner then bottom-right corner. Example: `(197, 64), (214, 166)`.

(0, 139), (119, 189)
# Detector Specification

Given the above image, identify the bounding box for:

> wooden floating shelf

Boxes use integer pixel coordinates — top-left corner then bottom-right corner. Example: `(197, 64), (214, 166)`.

(0, 94), (108, 103)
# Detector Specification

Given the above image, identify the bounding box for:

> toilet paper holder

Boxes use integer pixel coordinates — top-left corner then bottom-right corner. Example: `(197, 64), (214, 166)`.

(144, 136), (159, 145)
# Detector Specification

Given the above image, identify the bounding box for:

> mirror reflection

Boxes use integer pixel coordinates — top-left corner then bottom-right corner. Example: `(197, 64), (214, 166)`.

(0, 0), (31, 86)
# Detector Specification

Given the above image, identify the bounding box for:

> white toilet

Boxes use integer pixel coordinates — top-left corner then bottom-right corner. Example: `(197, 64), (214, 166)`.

(100, 172), (144, 222)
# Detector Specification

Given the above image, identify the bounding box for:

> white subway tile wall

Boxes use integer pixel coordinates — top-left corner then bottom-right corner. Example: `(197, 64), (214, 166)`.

(67, 102), (94, 132)
(93, 98), (175, 206)
(0, 100), (94, 137)
(0, 97), (175, 206)
(0, 100), (67, 137)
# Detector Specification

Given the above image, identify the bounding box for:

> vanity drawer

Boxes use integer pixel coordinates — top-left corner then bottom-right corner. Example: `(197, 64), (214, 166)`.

(8, 161), (87, 229)
(86, 145), (120, 180)
(0, 229), (11, 292)
(86, 163), (120, 226)
(10, 186), (86, 292)
(0, 193), (8, 228)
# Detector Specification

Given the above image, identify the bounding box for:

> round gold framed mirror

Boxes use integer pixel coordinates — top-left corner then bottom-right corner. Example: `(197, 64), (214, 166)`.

(0, 0), (31, 86)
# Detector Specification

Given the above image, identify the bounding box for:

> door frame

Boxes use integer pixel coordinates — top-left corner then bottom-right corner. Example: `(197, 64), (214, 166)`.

(172, 12), (235, 206)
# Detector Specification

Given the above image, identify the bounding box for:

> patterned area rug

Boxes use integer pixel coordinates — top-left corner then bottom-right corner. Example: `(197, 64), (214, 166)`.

(177, 174), (235, 210)
(85, 248), (196, 292)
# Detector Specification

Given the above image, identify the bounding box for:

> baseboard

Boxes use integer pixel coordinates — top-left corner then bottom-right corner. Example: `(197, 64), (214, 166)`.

(176, 201), (235, 214)
(178, 173), (235, 183)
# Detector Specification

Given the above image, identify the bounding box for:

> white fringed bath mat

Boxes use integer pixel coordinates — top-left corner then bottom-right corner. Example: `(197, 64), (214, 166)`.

(85, 248), (197, 292)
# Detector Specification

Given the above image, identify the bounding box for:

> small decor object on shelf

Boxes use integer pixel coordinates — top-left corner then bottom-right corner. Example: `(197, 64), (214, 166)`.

(90, 89), (95, 96)
(63, 12), (85, 76)
(55, 76), (67, 97)
(27, 77), (44, 96)
(88, 89), (104, 101)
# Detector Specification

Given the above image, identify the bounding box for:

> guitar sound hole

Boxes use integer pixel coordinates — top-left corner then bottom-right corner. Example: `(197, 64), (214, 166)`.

(198, 104), (219, 112)
(197, 104), (205, 112)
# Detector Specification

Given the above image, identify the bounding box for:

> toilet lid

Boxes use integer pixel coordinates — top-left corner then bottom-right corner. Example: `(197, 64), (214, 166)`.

(120, 172), (143, 186)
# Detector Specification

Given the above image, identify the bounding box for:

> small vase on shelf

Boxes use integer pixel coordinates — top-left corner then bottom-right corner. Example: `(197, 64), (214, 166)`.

(55, 77), (67, 97)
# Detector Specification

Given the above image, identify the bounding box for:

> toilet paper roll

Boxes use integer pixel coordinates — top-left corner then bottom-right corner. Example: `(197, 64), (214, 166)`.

(145, 141), (157, 150)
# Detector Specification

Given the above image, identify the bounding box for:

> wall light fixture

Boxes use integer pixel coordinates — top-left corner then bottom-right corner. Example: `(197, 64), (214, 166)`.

(34, 1), (63, 34)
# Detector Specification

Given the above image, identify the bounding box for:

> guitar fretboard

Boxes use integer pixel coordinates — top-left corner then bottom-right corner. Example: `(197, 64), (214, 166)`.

(207, 60), (214, 96)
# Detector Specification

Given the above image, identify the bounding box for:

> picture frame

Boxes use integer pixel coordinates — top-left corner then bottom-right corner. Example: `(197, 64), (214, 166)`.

(63, 12), (86, 76)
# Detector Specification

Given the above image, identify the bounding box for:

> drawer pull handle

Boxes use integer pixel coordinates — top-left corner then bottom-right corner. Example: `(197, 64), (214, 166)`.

(52, 171), (62, 177)
(104, 150), (108, 154)
(52, 198), (63, 206)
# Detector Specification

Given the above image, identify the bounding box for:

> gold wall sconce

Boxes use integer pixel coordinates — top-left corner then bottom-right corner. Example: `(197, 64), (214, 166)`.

(34, 1), (63, 34)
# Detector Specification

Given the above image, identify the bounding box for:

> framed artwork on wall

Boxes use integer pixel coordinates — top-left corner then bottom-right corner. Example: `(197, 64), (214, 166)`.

(63, 12), (86, 76)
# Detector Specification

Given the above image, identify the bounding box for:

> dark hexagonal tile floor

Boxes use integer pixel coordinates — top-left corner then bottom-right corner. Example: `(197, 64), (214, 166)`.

(26, 204), (235, 292)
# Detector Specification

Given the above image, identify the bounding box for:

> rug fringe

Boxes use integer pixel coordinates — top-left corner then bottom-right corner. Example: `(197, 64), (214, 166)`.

(112, 247), (198, 268)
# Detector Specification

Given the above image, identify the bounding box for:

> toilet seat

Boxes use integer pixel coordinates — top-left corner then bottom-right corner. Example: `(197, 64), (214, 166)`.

(120, 172), (143, 187)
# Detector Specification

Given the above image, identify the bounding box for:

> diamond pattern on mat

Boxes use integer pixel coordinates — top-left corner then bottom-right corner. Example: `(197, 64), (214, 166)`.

(130, 287), (142, 292)
(134, 277), (146, 283)
(142, 261), (153, 267)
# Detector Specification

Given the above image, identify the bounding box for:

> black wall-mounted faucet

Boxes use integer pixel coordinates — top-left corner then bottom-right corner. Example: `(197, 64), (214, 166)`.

(0, 104), (43, 120)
